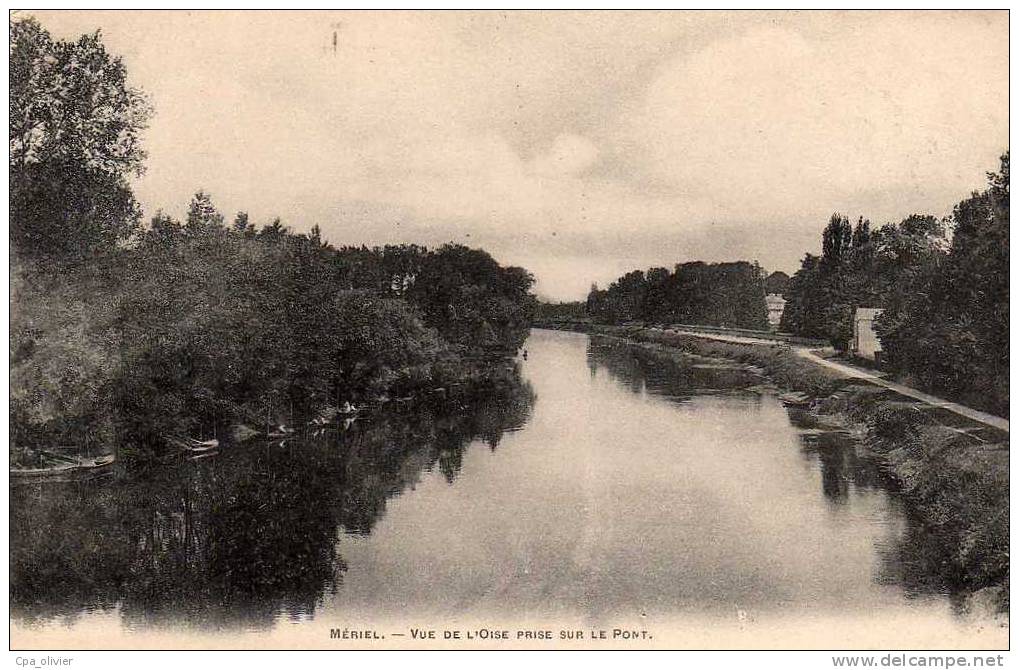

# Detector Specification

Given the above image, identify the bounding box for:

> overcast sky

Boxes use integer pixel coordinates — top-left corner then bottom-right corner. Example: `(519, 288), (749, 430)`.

(32, 10), (1008, 300)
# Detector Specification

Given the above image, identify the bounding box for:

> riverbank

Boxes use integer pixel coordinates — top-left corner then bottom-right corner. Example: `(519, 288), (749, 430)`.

(12, 327), (1004, 648)
(540, 322), (1009, 615)
(11, 239), (534, 469)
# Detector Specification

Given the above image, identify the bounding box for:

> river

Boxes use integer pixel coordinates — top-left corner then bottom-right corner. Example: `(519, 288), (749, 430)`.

(10, 329), (1006, 649)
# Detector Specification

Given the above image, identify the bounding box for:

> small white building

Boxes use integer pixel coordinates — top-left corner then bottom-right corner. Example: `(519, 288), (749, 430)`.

(765, 293), (786, 330)
(852, 307), (884, 361)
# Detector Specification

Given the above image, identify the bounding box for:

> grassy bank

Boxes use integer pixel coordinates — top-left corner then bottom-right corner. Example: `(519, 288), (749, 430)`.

(544, 322), (1009, 614)
(547, 321), (846, 397)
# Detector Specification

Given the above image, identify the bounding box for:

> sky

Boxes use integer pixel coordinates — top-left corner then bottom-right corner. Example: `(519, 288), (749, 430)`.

(30, 10), (1009, 300)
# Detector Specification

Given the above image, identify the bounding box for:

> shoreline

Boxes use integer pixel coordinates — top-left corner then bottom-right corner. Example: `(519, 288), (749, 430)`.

(534, 322), (1010, 616)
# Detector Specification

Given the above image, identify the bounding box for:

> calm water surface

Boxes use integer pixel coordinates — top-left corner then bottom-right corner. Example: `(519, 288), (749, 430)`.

(10, 329), (1005, 647)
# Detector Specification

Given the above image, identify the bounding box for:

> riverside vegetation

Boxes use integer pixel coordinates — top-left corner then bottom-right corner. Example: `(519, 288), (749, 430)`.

(781, 158), (1009, 419)
(548, 155), (1009, 420)
(9, 13), (1009, 614)
(9, 17), (535, 468)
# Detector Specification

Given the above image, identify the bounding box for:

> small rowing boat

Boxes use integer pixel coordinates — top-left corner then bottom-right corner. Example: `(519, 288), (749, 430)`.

(165, 435), (221, 454)
(779, 391), (813, 408)
(11, 454), (116, 482)
(267, 424), (295, 438)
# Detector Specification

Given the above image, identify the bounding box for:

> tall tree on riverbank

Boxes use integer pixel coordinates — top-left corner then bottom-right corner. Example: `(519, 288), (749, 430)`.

(785, 213), (859, 347)
(876, 153), (1009, 416)
(9, 16), (538, 463)
(10, 16), (151, 260)
(779, 254), (827, 338)
(780, 211), (948, 348)
(821, 213), (853, 269)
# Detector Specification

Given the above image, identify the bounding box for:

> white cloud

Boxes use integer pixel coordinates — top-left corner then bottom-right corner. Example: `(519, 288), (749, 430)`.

(631, 17), (1008, 221)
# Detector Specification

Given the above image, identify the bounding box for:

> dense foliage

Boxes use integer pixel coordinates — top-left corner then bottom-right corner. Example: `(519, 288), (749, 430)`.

(764, 271), (790, 295)
(10, 17), (150, 259)
(9, 18), (535, 463)
(12, 195), (535, 461)
(586, 261), (769, 329)
(533, 300), (588, 324)
(876, 156), (1009, 417)
(780, 154), (1008, 417)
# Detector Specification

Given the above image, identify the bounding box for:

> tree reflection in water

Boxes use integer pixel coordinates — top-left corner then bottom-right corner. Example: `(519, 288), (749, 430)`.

(585, 334), (994, 615)
(11, 371), (535, 631)
(795, 430), (890, 503)
(586, 336), (762, 403)
(791, 415), (986, 610)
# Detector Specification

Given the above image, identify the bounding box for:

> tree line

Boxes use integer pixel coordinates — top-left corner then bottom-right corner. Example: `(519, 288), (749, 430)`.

(9, 16), (535, 463)
(546, 151), (1008, 419)
(585, 261), (770, 330)
(781, 154), (1009, 417)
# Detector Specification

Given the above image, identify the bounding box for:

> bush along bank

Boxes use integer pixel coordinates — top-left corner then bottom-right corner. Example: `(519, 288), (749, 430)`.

(10, 229), (536, 469)
(548, 323), (1009, 615)
(7, 19), (539, 471)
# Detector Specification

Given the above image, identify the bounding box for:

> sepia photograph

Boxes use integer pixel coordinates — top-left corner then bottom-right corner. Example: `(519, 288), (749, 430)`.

(7, 8), (1010, 654)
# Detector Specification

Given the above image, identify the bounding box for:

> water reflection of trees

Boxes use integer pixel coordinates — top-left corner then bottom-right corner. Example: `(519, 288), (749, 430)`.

(11, 372), (535, 631)
(584, 337), (996, 612)
(869, 480), (997, 613)
(872, 508), (970, 610)
(790, 413), (984, 610)
(795, 430), (890, 503)
(586, 336), (761, 402)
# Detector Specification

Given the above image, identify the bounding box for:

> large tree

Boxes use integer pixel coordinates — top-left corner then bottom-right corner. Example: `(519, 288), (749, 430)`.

(780, 211), (948, 349)
(876, 153), (1009, 416)
(10, 16), (151, 259)
(408, 244), (535, 352)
